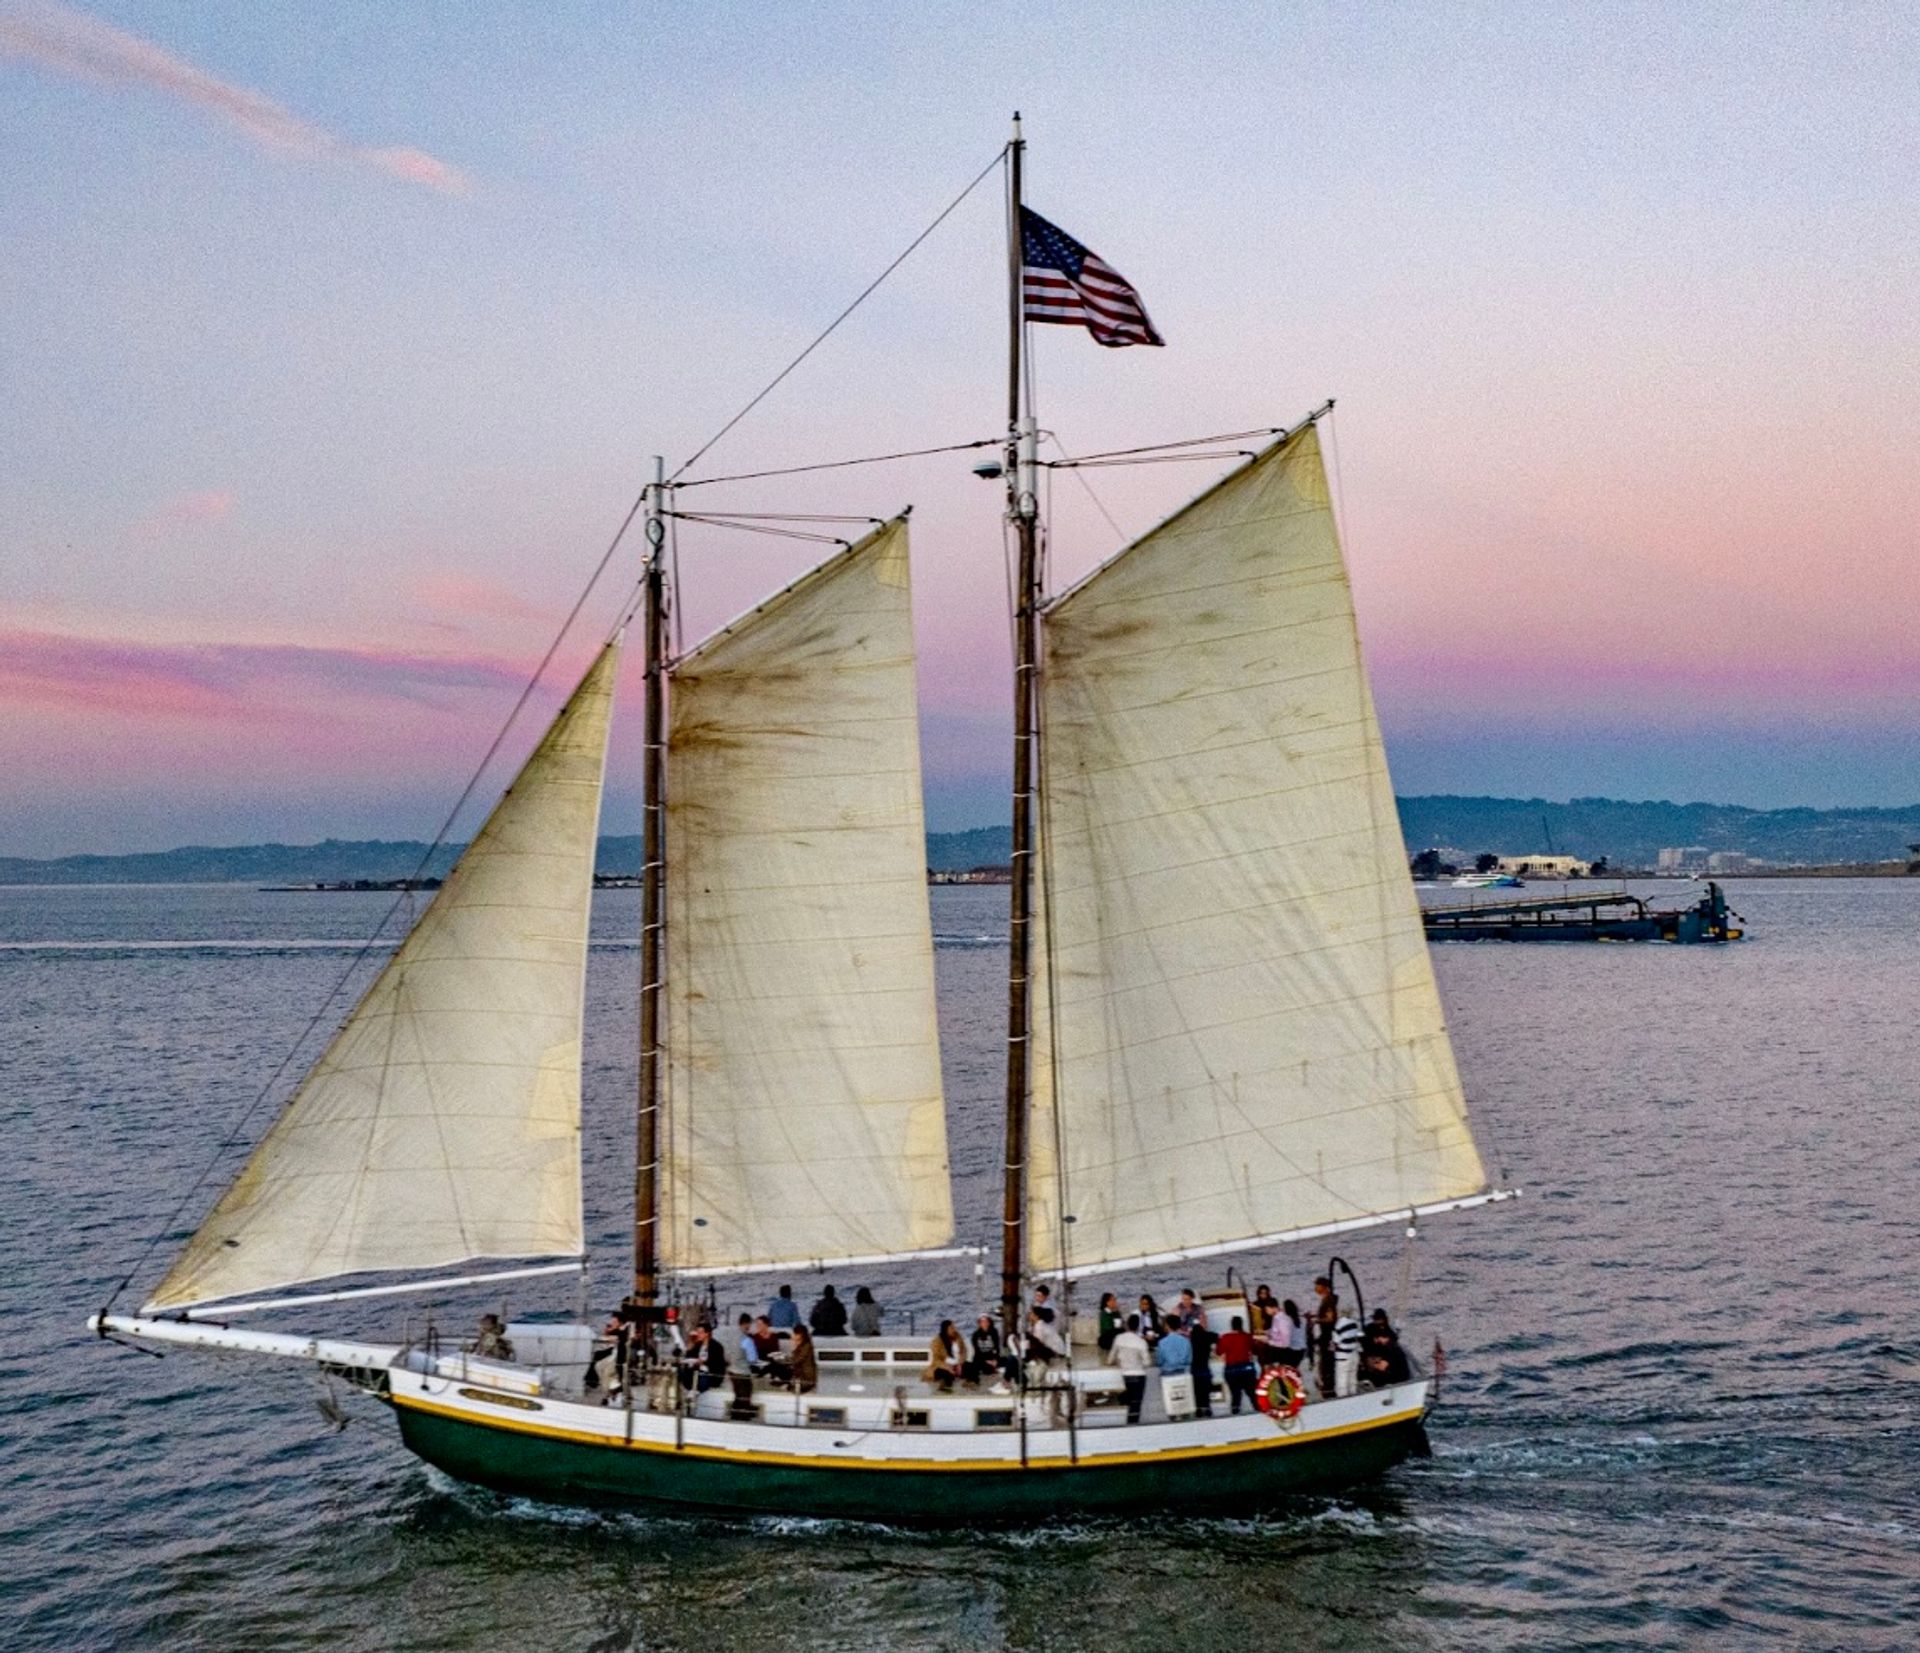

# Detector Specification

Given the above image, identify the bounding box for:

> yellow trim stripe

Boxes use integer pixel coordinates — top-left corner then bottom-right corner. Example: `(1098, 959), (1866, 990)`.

(390, 1390), (1424, 1473)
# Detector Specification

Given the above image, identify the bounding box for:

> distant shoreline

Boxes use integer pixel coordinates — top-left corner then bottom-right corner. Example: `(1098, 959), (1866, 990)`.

(6, 795), (1919, 885)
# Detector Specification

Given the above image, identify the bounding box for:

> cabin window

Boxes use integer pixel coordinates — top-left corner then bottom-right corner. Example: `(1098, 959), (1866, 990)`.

(807, 1405), (848, 1427)
(975, 1408), (1015, 1428)
(897, 1408), (931, 1429)
(857, 1351), (888, 1364)
(818, 1349), (855, 1364)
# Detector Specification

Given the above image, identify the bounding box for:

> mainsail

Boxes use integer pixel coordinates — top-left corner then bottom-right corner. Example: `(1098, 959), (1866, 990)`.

(662, 518), (954, 1272)
(146, 643), (619, 1312)
(1026, 424), (1489, 1274)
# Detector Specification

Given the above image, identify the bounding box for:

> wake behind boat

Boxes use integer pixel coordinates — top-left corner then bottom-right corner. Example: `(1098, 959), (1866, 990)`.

(92, 120), (1519, 1522)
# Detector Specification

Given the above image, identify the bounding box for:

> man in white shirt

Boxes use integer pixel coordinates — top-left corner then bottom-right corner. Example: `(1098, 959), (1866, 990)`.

(1107, 1313), (1153, 1424)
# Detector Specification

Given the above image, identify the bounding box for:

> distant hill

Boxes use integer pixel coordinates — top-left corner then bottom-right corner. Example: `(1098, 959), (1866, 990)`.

(4, 800), (1915, 884)
(1396, 796), (1920, 869)
(924, 825), (1013, 872)
(0, 827), (1010, 884)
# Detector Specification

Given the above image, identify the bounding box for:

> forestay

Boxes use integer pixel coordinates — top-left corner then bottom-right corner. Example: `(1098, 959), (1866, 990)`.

(1027, 424), (1488, 1273)
(145, 645), (619, 1311)
(662, 519), (953, 1272)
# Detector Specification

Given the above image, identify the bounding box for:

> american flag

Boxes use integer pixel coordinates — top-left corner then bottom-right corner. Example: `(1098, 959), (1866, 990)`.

(1021, 207), (1163, 348)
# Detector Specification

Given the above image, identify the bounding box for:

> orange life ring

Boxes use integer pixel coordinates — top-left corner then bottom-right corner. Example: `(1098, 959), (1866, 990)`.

(1256, 1363), (1306, 1418)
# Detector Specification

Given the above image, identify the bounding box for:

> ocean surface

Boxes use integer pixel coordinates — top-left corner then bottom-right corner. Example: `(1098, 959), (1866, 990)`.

(4, 878), (1918, 1650)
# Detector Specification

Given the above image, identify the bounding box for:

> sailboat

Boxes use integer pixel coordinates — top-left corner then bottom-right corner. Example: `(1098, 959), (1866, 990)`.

(91, 123), (1517, 1522)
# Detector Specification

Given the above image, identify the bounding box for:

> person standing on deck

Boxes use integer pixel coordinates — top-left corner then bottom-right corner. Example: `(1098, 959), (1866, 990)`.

(1275, 1298), (1307, 1370)
(1097, 1291), (1123, 1354)
(1108, 1313), (1152, 1423)
(1249, 1285), (1279, 1358)
(1155, 1316), (1192, 1382)
(1308, 1276), (1339, 1397)
(767, 1284), (800, 1331)
(735, 1313), (762, 1374)
(1331, 1312), (1362, 1398)
(809, 1285), (848, 1337)
(850, 1287), (883, 1337)
(1188, 1307), (1216, 1417)
(729, 1314), (760, 1418)
(1217, 1316), (1259, 1414)
(1175, 1289), (1206, 1333)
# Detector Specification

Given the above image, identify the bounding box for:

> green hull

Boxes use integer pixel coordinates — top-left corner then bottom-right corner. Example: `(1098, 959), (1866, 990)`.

(392, 1403), (1429, 1523)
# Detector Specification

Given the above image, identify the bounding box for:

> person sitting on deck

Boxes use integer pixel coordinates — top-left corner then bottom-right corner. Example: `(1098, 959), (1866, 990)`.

(1108, 1312), (1152, 1424)
(783, 1324), (819, 1394)
(473, 1314), (515, 1362)
(1361, 1309), (1411, 1388)
(850, 1286), (883, 1337)
(751, 1315), (782, 1364)
(767, 1284), (800, 1330)
(809, 1284), (849, 1337)
(1218, 1316), (1259, 1414)
(683, 1324), (728, 1394)
(1137, 1295), (1163, 1349)
(967, 1314), (1012, 1391)
(924, 1319), (966, 1392)
(1026, 1302), (1066, 1372)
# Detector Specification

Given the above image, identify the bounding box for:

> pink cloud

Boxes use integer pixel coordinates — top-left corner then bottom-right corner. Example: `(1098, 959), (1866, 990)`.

(408, 571), (555, 625)
(0, 0), (470, 195)
(0, 626), (532, 722)
(129, 487), (234, 541)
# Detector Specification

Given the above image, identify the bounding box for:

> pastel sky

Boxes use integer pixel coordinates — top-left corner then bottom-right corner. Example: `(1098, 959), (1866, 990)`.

(2, 1), (1915, 856)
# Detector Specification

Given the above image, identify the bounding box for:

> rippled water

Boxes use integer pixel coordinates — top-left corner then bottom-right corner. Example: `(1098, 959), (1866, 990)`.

(6, 879), (1919, 1649)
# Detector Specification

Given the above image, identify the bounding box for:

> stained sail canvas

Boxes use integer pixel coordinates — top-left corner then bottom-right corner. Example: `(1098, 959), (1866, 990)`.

(146, 644), (619, 1311)
(1026, 425), (1488, 1273)
(661, 519), (953, 1271)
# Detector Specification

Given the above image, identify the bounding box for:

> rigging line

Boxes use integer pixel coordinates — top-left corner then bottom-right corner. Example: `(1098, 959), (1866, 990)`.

(665, 511), (887, 524)
(102, 484), (648, 1317)
(669, 147), (1007, 484)
(1042, 431), (1127, 545)
(1046, 450), (1257, 469)
(675, 437), (999, 490)
(1055, 425), (1289, 463)
(670, 513), (852, 546)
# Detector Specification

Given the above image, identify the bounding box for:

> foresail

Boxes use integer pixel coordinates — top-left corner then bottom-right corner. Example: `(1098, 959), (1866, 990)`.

(145, 644), (619, 1311)
(663, 519), (953, 1272)
(1027, 424), (1487, 1274)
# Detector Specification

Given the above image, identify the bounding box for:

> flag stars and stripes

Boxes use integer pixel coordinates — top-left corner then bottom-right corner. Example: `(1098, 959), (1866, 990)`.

(1020, 207), (1164, 349)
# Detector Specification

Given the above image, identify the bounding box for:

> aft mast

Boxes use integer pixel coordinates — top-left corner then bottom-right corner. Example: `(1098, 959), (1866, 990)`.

(634, 456), (668, 1305)
(1000, 113), (1042, 1335)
